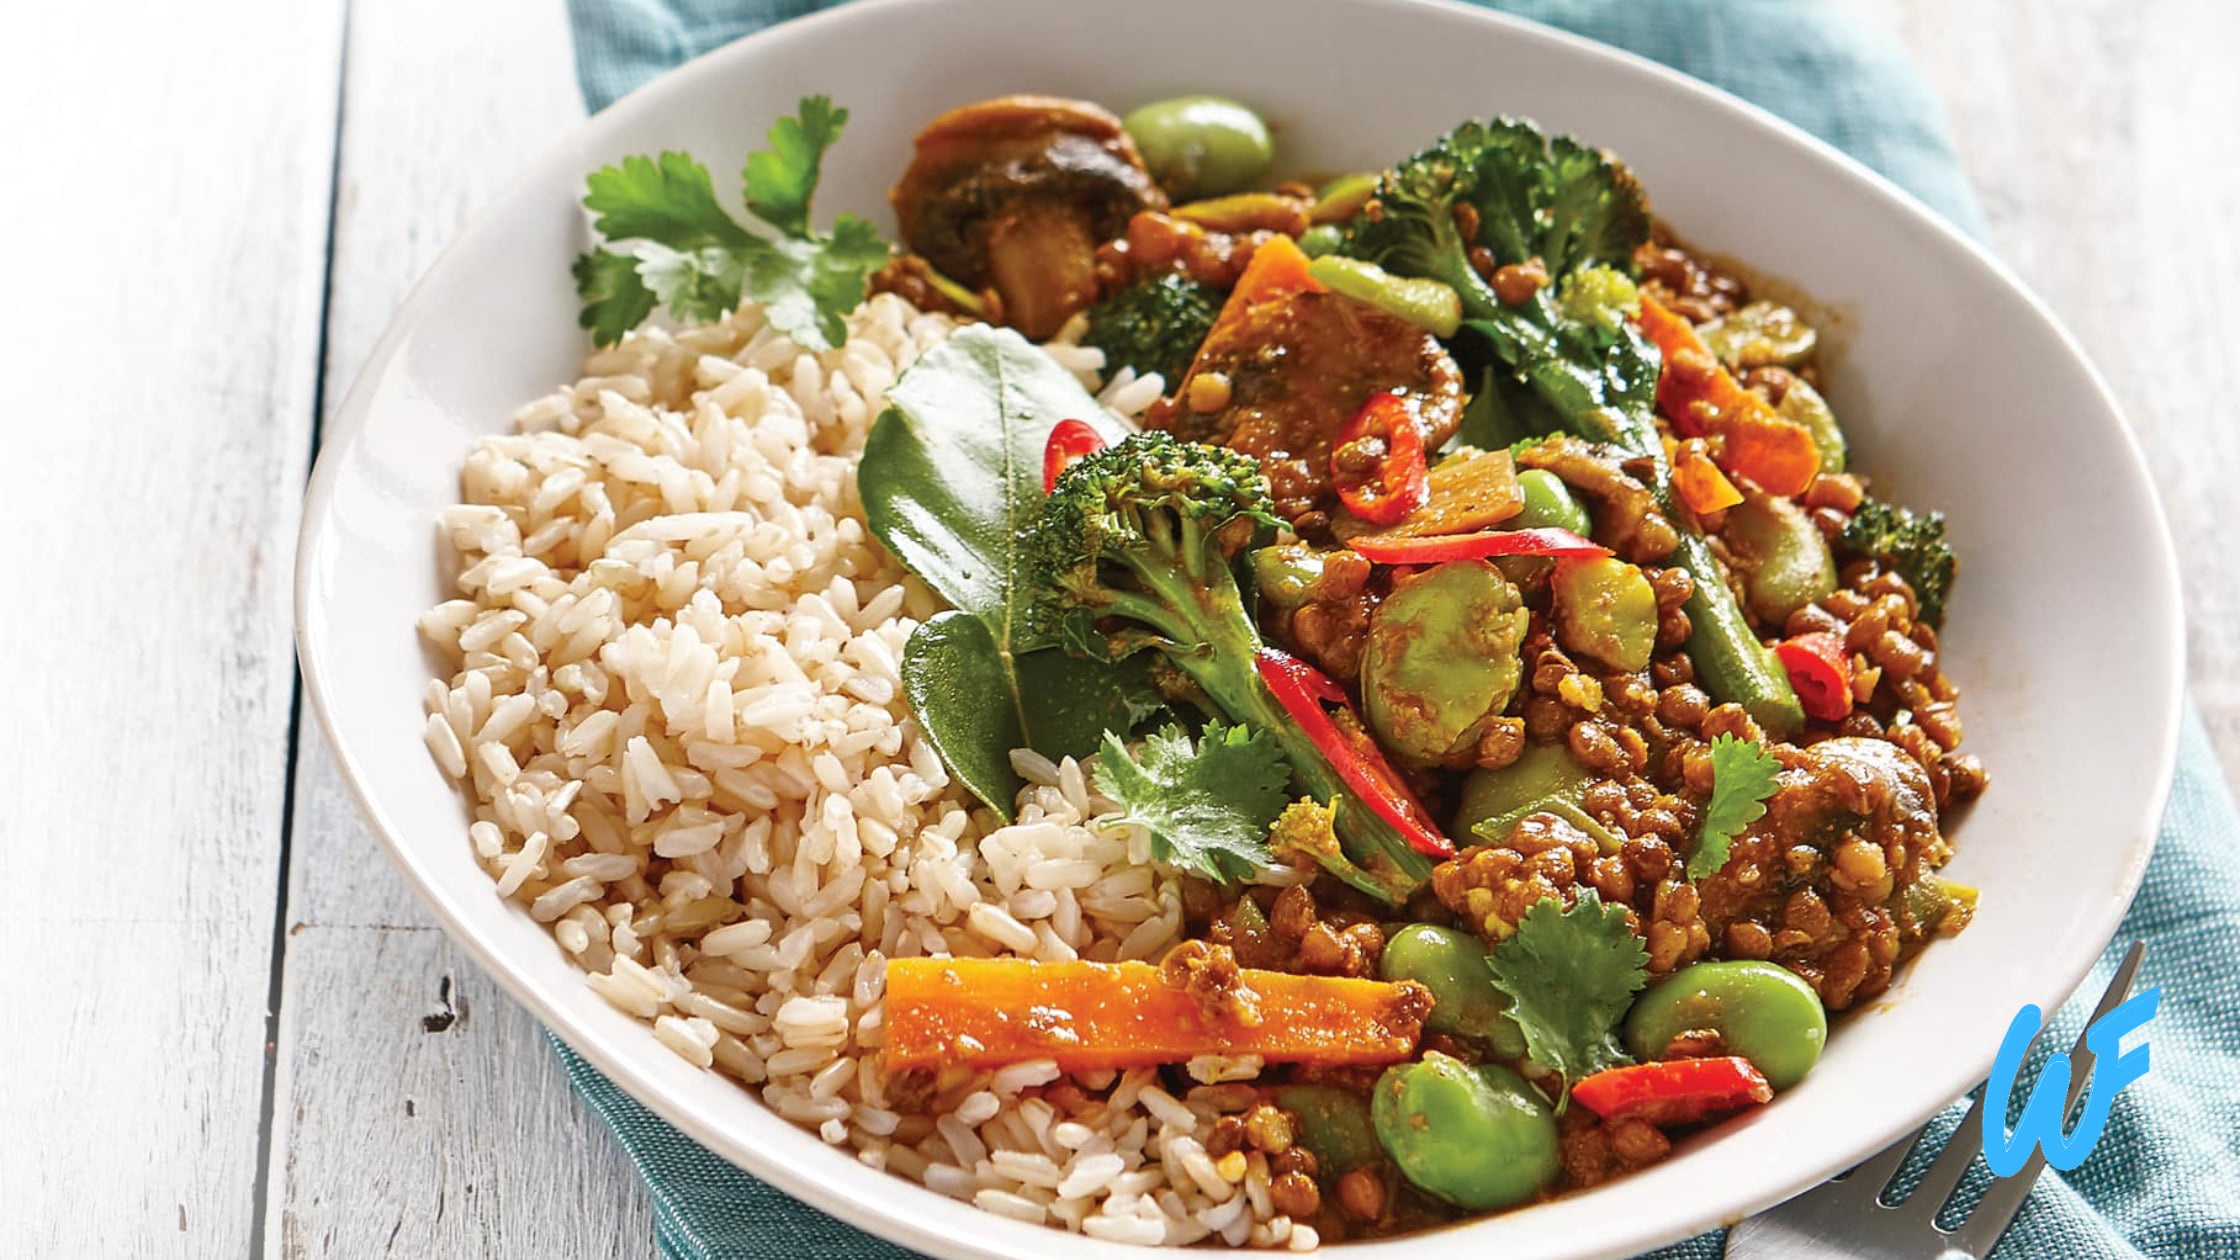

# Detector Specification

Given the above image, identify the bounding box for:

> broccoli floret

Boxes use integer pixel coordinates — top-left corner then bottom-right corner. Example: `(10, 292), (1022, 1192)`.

(1341, 119), (1805, 736)
(1840, 498), (1958, 626)
(1079, 273), (1221, 386)
(1030, 431), (1438, 902)
(1347, 119), (1648, 326)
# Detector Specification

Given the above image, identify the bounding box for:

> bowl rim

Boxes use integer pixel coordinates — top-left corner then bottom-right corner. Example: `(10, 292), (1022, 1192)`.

(295, 0), (2186, 1255)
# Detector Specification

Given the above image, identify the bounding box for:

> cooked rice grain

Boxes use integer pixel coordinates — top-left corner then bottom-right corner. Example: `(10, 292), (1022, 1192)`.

(421, 295), (1300, 1247)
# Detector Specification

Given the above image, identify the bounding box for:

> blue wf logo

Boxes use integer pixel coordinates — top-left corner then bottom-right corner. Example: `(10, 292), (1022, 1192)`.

(1980, 981), (2160, 1176)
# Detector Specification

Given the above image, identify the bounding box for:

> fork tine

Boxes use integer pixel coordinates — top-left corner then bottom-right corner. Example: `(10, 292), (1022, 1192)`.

(1947, 943), (2146, 1255)
(1895, 1097), (1984, 1221)
(1839, 1118), (1935, 1203)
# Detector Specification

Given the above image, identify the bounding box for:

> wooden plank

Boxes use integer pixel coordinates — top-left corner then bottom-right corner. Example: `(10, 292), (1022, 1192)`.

(1844, 0), (2240, 788)
(263, 0), (658, 1254)
(0, 2), (343, 1256)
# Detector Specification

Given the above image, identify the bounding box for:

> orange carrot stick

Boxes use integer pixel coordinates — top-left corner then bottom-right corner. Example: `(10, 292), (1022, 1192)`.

(1637, 293), (1820, 496)
(882, 956), (1429, 1073)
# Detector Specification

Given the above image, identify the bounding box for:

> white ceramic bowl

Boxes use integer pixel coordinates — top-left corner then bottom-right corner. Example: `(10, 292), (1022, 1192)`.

(296, 0), (2184, 1255)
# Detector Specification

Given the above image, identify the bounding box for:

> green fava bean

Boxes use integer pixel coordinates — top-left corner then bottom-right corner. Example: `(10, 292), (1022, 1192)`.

(1380, 925), (1527, 1058)
(1723, 492), (1837, 627)
(1510, 468), (1593, 535)
(1296, 224), (1344, 258)
(1362, 560), (1529, 766)
(1776, 374), (1848, 474)
(1699, 300), (1818, 370)
(1373, 1053), (1559, 1210)
(1551, 555), (1658, 673)
(1121, 95), (1273, 200)
(1271, 1084), (1381, 1175)
(1624, 959), (1828, 1091)
(1454, 741), (1624, 850)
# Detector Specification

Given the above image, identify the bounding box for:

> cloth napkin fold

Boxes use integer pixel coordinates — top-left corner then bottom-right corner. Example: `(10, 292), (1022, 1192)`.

(554, 3), (2240, 1256)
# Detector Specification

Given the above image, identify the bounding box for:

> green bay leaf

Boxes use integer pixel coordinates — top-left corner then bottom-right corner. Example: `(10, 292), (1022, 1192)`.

(901, 612), (1161, 820)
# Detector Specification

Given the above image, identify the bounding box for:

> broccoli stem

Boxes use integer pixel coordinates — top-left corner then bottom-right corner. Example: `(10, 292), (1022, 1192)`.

(1117, 543), (1437, 901)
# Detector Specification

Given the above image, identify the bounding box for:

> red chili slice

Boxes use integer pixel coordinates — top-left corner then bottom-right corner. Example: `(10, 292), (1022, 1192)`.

(1349, 526), (1611, 566)
(1042, 419), (1107, 493)
(1330, 393), (1430, 526)
(1570, 1056), (1774, 1127)
(1254, 648), (1452, 858)
(1774, 631), (1854, 722)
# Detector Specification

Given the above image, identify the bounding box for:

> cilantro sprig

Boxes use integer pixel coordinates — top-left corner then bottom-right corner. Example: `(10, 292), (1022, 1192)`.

(573, 96), (890, 350)
(1486, 889), (1649, 1095)
(1687, 732), (1783, 880)
(1093, 723), (1289, 882)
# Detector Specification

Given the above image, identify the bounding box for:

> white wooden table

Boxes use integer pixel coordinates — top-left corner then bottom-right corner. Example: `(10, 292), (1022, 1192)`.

(3, 2), (2232, 1255)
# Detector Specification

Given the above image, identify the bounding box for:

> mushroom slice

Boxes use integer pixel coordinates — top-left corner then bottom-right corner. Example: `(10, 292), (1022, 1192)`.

(891, 95), (1167, 340)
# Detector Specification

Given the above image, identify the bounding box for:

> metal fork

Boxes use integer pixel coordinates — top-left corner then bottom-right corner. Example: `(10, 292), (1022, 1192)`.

(1724, 942), (2145, 1260)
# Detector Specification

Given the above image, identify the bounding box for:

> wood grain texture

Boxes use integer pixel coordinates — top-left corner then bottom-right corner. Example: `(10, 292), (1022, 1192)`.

(9, 2), (2224, 1258)
(261, 0), (658, 1255)
(0, 2), (343, 1255)
(1842, 0), (2240, 788)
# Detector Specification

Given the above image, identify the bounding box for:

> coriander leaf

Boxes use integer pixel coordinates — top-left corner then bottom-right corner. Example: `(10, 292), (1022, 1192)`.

(744, 94), (846, 238)
(1688, 732), (1782, 879)
(1486, 889), (1649, 1092)
(573, 249), (658, 348)
(738, 213), (892, 350)
(583, 152), (754, 250)
(1093, 723), (1289, 882)
(633, 242), (744, 326)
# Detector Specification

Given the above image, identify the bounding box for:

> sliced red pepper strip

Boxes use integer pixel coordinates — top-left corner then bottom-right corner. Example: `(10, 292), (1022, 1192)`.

(1570, 1056), (1774, 1127)
(1331, 393), (1430, 526)
(1042, 419), (1107, 493)
(1254, 648), (1453, 858)
(1349, 526), (1610, 565)
(1774, 631), (1854, 722)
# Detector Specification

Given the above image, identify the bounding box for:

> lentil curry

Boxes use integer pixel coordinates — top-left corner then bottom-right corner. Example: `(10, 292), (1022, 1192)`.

(568, 90), (1985, 1247)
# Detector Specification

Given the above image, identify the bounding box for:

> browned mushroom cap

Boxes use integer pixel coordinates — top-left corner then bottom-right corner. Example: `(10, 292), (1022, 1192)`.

(891, 95), (1167, 340)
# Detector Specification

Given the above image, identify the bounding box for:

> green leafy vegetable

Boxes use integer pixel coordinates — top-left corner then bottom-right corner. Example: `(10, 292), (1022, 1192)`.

(742, 95), (845, 237)
(1688, 732), (1783, 880)
(862, 325), (1155, 818)
(1080, 273), (1223, 386)
(1839, 497), (1958, 626)
(901, 613), (1160, 818)
(1485, 889), (1649, 1093)
(1029, 430), (1439, 903)
(573, 96), (888, 350)
(1093, 722), (1289, 881)
(572, 249), (658, 348)
(1339, 117), (1803, 737)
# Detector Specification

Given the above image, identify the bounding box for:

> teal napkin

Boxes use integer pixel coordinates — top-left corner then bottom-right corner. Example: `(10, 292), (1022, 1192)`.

(556, 3), (2240, 1256)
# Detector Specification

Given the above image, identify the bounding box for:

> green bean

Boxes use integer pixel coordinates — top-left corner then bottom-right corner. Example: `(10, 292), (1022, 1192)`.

(1372, 1053), (1559, 1210)
(1623, 960), (1827, 1090)
(1510, 468), (1592, 535)
(1305, 255), (1462, 337)
(1550, 556), (1658, 672)
(1379, 925), (1527, 1057)
(1121, 95), (1273, 200)
(1271, 1084), (1382, 1175)
(1311, 172), (1379, 224)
